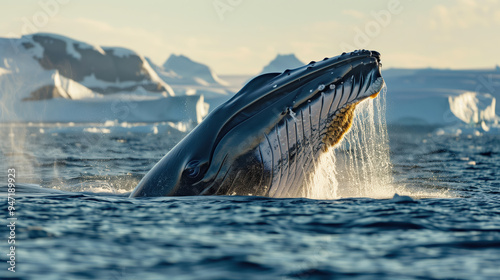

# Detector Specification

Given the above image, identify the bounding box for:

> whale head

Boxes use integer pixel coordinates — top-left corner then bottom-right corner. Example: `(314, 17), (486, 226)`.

(130, 50), (384, 197)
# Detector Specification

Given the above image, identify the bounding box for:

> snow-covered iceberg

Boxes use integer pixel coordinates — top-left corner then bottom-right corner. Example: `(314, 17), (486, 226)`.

(448, 92), (498, 125)
(160, 54), (228, 87)
(0, 33), (208, 124)
(4, 33), (174, 97)
(384, 68), (500, 132)
(146, 55), (233, 110)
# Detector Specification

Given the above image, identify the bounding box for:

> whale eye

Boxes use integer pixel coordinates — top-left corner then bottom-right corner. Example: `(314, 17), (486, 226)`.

(185, 160), (201, 178)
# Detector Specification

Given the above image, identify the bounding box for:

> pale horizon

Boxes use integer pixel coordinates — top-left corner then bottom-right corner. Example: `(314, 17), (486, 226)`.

(1, 0), (499, 75)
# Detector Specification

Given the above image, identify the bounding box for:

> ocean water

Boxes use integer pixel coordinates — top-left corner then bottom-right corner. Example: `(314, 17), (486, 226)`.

(1, 113), (500, 279)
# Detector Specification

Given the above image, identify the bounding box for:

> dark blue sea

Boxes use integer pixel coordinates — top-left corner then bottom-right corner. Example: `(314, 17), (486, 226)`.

(1, 123), (500, 280)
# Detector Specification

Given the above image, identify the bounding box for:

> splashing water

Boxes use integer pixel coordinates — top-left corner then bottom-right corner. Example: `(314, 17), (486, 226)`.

(305, 87), (394, 199)
(333, 86), (395, 198)
(305, 87), (453, 199)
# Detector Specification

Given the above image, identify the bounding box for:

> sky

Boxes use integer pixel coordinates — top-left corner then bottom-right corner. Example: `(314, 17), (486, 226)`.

(1, 0), (500, 75)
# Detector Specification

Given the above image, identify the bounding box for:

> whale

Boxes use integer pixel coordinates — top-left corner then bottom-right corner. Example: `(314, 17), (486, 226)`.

(130, 50), (384, 198)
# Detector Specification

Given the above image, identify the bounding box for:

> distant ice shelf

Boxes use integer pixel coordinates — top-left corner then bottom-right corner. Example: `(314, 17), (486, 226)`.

(1, 95), (208, 124)
(383, 68), (500, 132)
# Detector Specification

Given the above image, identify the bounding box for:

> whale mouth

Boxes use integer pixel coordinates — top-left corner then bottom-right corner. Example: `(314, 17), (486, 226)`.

(320, 76), (385, 151)
(368, 77), (385, 99)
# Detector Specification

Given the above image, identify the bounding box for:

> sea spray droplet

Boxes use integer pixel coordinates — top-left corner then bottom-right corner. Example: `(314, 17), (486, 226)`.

(329, 84), (336, 90)
(273, 84), (277, 88)
(318, 84), (325, 91)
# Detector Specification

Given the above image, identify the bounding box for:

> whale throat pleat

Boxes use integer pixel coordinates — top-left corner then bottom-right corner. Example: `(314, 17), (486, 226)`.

(267, 95), (331, 197)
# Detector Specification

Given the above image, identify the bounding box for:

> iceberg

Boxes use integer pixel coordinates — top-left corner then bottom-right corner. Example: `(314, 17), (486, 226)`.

(161, 54), (228, 86)
(0, 33), (208, 124)
(384, 67), (500, 132)
(3, 33), (175, 96)
(448, 92), (498, 125)
(146, 56), (233, 111)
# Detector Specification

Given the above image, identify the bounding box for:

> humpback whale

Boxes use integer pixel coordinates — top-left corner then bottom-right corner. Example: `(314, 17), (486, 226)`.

(130, 50), (384, 198)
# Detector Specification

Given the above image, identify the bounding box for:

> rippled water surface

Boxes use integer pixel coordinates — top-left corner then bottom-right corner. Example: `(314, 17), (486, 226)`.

(1, 124), (500, 280)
